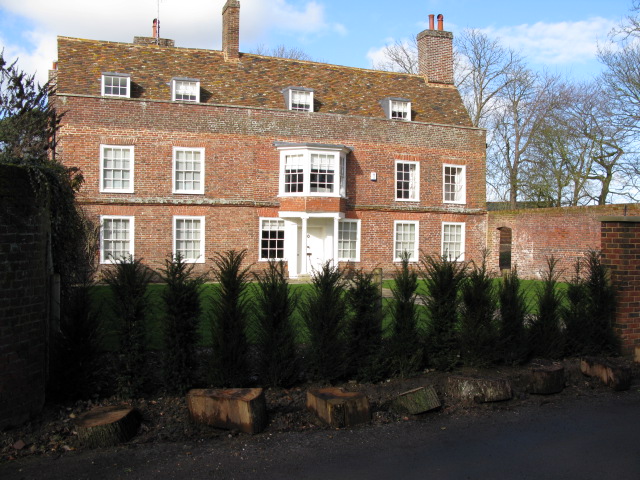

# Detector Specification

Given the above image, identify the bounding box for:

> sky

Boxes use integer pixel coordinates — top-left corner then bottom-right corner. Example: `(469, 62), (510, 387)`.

(0, 0), (635, 85)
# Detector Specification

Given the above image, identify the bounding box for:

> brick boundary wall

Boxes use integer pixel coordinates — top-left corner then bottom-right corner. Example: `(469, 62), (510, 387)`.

(600, 217), (640, 356)
(487, 204), (640, 280)
(0, 165), (50, 428)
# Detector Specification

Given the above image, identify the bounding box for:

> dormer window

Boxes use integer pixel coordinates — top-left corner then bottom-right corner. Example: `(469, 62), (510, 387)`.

(102, 73), (130, 97)
(172, 78), (200, 102)
(380, 97), (412, 121)
(282, 87), (314, 112)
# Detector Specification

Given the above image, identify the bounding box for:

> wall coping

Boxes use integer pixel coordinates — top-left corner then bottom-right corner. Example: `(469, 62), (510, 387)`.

(599, 216), (640, 223)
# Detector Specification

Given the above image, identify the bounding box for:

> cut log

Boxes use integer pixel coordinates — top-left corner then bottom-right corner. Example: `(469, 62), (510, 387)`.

(446, 375), (512, 403)
(186, 388), (267, 434)
(75, 406), (141, 448)
(306, 387), (370, 428)
(527, 359), (565, 395)
(580, 357), (632, 391)
(390, 386), (441, 415)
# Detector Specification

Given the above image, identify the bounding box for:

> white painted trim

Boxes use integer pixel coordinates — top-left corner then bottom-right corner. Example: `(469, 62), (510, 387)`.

(99, 215), (135, 264)
(172, 146), (205, 194)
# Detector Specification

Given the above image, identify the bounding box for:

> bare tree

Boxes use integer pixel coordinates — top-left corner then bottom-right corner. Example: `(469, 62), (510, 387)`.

(372, 38), (419, 74)
(251, 44), (314, 61)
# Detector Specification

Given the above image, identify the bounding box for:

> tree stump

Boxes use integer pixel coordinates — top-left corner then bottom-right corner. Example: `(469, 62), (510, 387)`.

(580, 357), (632, 391)
(390, 386), (441, 415)
(527, 359), (565, 394)
(75, 406), (141, 448)
(446, 375), (512, 403)
(186, 388), (267, 434)
(306, 387), (370, 428)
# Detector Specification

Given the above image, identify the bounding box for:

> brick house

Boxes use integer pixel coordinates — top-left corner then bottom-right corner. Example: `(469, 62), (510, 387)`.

(52, 1), (486, 278)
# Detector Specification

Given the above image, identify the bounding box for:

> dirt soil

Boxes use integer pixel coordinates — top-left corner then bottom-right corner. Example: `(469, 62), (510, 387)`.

(2, 358), (638, 464)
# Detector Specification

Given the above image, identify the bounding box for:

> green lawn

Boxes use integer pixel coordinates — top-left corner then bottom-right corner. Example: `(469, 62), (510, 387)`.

(94, 277), (565, 351)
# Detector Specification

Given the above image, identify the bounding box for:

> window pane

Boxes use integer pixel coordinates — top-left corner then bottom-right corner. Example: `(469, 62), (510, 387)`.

(396, 162), (417, 200)
(444, 166), (464, 202)
(338, 221), (358, 260)
(395, 223), (416, 259)
(175, 218), (202, 261)
(443, 224), (463, 260)
(102, 146), (132, 191)
(291, 90), (312, 111)
(103, 218), (131, 261)
(175, 149), (202, 192)
(284, 154), (305, 193)
(174, 80), (198, 101)
(391, 100), (409, 120)
(310, 153), (335, 193)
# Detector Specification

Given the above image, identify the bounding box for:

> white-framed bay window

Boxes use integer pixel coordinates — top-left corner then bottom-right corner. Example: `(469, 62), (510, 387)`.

(394, 220), (419, 261)
(395, 160), (419, 201)
(171, 78), (200, 102)
(173, 147), (204, 194)
(442, 222), (465, 261)
(337, 219), (360, 262)
(100, 145), (134, 193)
(443, 164), (466, 204)
(259, 218), (285, 260)
(173, 216), (205, 263)
(100, 215), (134, 264)
(275, 142), (351, 197)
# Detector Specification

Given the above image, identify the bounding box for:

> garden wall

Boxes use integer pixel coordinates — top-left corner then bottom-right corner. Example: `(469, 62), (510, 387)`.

(0, 165), (50, 429)
(487, 204), (640, 279)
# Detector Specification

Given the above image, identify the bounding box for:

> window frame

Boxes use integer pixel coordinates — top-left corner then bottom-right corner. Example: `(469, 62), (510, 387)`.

(395, 160), (420, 202)
(100, 215), (134, 264)
(441, 222), (466, 261)
(173, 216), (205, 264)
(277, 145), (349, 198)
(259, 218), (286, 261)
(393, 220), (419, 262)
(443, 164), (466, 204)
(100, 144), (134, 193)
(337, 219), (361, 262)
(101, 73), (131, 98)
(171, 77), (200, 102)
(282, 86), (314, 112)
(380, 97), (412, 121)
(172, 147), (205, 194)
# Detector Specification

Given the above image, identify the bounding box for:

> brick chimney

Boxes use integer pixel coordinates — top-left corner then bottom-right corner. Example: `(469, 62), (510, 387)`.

(222, 0), (240, 61)
(417, 14), (453, 84)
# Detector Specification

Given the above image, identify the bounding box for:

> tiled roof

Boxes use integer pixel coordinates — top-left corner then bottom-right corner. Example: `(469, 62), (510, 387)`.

(56, 36), (472, 127)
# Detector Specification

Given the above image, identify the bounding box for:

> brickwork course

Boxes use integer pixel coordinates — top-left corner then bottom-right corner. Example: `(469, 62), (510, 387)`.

(0, 165), (50, 429)
(52, 1), (487, 278)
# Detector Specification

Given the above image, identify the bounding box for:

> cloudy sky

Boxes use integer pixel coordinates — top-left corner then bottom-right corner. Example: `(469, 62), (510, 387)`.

(0, 0), (634, 85)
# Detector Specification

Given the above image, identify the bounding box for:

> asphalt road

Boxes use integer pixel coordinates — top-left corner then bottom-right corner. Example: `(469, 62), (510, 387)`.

(2, 391), (639, 480)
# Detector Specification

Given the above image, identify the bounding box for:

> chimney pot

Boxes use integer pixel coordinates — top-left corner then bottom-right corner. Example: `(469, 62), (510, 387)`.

(437, 14), (444, 31)
(429, 14), (435, 30)
(153, 18), (158, 39)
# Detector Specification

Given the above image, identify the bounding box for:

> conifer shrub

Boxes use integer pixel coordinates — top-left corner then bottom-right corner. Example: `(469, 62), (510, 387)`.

(529, 257), (564, 359)
(565, 250), (619, 356)
(302, 261), (347, 382)
(498, 267), (529, 364)
(345, 268), (387, 382)
(421, 254), (467, 371)
(459, 254), (497, 367)
(159, 253), (206, 394)
(387, 252), (423, 378)
(102, 256), (153, 398)
(252, 260), (300, 387)
(208, 249), (251, 387)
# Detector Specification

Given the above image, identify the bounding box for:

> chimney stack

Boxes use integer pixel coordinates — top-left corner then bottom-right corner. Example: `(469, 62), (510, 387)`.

(153, 18), (159, 39)
(222, 0), (241, 61)
(416, 14), (454, 84)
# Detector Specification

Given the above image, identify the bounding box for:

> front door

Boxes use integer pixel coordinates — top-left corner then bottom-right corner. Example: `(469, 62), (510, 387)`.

(306, 226), (326, 274)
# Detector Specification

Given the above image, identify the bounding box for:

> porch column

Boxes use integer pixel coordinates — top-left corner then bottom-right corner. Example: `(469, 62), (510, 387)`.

(301, 216), (309, 275)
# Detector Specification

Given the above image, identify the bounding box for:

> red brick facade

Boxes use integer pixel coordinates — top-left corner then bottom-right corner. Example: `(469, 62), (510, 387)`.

(53, 3), (486, 278)
(487, 204), (640, 279)
(600, 218), (640, 355)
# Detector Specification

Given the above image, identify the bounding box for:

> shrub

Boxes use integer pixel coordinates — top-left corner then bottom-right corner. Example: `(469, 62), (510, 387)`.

(498, 267), (529, 364)
(252, 260), (300, 387)
(159, 253), (206, 394)
(302, 261), (347, 382)
(102, 256), (153, 398)
(529, 257), (564, 359)
(209, 249), (251, 387)
(565, 250), (619, 356)
(460, 254), (497, 367)
(387, 253), (423, 377)
(421, 254), (467, 371)
(345, 268), (387, 382)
